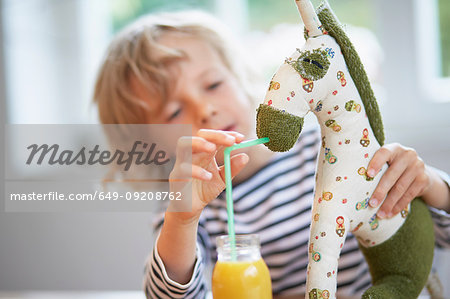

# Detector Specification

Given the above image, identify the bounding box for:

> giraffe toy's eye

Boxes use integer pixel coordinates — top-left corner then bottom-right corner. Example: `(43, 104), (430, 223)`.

(287, 48), (330, 81)
(302, 58), (324, 69)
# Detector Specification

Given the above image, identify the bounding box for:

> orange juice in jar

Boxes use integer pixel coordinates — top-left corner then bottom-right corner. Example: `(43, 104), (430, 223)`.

(212, 234), (272, 299)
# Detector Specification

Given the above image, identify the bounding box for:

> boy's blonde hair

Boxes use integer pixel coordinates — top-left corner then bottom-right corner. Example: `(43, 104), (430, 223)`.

(94, 10), (258, 124)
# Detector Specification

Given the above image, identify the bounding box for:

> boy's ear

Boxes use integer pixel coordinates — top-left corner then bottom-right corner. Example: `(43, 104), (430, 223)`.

(256, 104), (304, 152)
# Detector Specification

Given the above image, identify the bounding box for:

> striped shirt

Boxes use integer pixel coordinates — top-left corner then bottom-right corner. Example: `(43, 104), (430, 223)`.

(144, 128), (450, 299)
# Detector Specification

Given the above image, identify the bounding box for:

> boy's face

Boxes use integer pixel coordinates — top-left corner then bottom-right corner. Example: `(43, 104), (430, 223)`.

(131, 33), (254, 137)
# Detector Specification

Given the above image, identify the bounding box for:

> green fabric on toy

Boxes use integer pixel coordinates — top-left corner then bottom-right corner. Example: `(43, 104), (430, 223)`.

(287, 48), (331, 81)
(256, 1), (434, 298)
(317, 5), (384, 146)
(359, 199), (434, 299)
(256, 104), (304, 152)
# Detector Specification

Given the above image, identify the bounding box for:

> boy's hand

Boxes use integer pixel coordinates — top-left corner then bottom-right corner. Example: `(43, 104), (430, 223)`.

(168, 129), (248, 222)
(367, 143), (431, 218)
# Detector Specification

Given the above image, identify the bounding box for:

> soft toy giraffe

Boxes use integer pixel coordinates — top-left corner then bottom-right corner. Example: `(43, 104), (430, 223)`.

(256, 1), (434, 298)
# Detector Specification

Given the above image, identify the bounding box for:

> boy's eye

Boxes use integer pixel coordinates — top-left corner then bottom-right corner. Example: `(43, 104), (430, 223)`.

(206, 81), (222, 91)
(168, 108), (182, 120)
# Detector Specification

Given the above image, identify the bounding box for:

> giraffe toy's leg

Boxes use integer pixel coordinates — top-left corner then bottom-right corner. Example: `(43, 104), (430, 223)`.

(306, 208), (349, 299)
(359, 198), (434, 299)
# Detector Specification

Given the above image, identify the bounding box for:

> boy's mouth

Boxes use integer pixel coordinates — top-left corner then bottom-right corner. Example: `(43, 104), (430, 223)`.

(221, 124), (236, 132)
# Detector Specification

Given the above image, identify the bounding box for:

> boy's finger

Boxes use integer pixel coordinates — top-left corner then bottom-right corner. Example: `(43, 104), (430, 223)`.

(369, 159), (407, 212)
(175, 162), (212, 181)
(175, 137), (191, 164)
(224, 131), (245, 143)
(389, 195), (412, 218)
(218, 153), (249, 182)
(367, 145), (396, 178)
(390, 179), (422, 216)
(176, 136), (216, 163)
(191, 164), (213, 180)
(197, 129), (238, 146)
(376, 166), (415, 218)
(198, 128), (244, 138)
(369, 161), (415, 214)
(191, 137), (216, 153)
(380, 190), (411, 219)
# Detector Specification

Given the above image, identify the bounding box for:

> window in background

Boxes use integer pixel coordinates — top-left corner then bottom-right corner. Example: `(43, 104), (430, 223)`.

(109, 0), (375, 35)
(244, 0), (380, 92)
(415, 0), (450, 103)
(3, 0), (112, 124)
(110, 0), (213, 32)
(438, 0), (450, 77)
(247, 0), (374, 31)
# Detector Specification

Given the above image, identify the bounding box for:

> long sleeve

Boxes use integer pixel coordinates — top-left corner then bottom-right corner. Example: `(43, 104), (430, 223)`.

(429, 168), (450, 248)
(143, 237), (208, 299)
(142, 213), (210, 299)
(431, 207), (450, 249)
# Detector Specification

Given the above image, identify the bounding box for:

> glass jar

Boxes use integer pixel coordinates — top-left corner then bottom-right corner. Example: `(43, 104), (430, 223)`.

(212, 234), (272, 299)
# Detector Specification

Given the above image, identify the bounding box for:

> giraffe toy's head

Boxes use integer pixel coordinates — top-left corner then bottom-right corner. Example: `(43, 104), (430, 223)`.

(256, 0), (383, 152)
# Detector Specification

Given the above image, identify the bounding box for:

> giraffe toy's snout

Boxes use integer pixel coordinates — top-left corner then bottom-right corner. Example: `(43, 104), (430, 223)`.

(256, 104), (304, 152)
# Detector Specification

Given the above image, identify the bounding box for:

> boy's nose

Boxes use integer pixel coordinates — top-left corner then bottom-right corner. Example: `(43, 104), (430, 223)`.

(200, 106), (217, 125)
(183, 91), (218, 126)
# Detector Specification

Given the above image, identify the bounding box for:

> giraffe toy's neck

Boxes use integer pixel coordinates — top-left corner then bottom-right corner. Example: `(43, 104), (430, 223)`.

(312, 91), (377, 150)
(301, 36), (381, 152)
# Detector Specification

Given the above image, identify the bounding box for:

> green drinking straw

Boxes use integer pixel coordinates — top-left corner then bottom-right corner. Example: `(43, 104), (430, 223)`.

(223, 137), (269, 260)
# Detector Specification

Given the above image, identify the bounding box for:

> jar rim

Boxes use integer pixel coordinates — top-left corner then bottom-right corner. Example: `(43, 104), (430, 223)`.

(216, 234), (260, 248)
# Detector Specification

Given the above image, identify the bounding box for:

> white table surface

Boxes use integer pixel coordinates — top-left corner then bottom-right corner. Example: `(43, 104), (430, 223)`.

(0, 292), (433, 299)
(0, 293), (146, 299)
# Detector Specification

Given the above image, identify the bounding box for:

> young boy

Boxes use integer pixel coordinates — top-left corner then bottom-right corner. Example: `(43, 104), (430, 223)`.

(93, 10), (450, 298)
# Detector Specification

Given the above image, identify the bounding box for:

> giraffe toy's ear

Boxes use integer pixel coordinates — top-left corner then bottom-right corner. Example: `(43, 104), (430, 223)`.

(295, 0), (323, 37)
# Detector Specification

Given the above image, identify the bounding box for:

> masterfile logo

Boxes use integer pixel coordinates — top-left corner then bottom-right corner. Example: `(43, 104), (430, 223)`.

(4, 124), (192, 212)
(26, 141), (170, 171)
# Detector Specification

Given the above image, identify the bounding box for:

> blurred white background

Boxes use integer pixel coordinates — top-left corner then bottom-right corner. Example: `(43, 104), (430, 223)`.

(1, 0), (449, 296)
